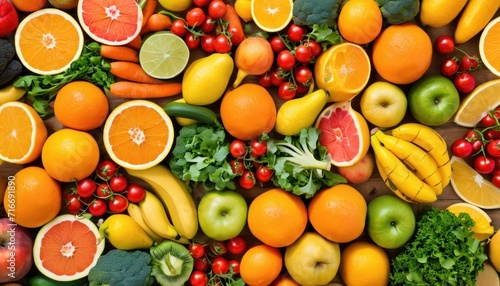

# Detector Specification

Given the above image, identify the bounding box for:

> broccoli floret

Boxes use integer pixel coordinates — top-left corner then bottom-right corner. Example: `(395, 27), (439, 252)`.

(375, 0), (420, 24)
(88, 249), (154, 286)
(292, 0), (342, 27)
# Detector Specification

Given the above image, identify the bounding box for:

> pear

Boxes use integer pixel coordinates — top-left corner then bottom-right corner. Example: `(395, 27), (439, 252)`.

(275, 89), (329, 136)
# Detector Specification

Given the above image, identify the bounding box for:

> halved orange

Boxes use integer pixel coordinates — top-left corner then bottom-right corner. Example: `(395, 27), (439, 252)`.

(103, 100), (175, 170)
(479, 16), (500, 77)
(251, 0), (293, 32)
(14, 8), (84, 75)
(450, 156), (500, 209)
(445, 202), (494, 240)
(0, 101), (47, 164)
(314, 43), (371, 102)
(453, 79), (500, 127)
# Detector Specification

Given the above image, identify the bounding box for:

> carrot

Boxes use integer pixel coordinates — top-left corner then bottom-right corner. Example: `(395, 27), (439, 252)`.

(222, 4), (246, 46)
(110, 61), (166, 84)
(109, 81), (182, 98)
(141, 0), (158, 28)
(140, 13), (172, 36)
(99, 45), (139, 63)
(126, 34), (142, 50)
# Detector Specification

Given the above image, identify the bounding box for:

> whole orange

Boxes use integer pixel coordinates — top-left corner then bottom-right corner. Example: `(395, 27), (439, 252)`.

(247, 188), (307, 248)
(54, 81), (109, 131)
(3, 166), (61, 228)
(338, 0), (382, 44)
(240, 244), (283, 286)
(11, 0), (47, 12)
(41, 129), (100, 182)
(308, 184), (367, 243)
(339, 241), (390, 286)
(372, 23), (432, 85)
(220, 83), (276, 141)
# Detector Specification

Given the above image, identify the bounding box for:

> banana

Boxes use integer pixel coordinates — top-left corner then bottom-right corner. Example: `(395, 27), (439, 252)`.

(371, 135), (437, 203)
(389, 123), (452, 189)
(125, 164), (198, 239)
(139, 190), (180, 240)
(373, 129), (443, 195)
(375, 158), (417, 204)
(127, 202), (165, 243)
(0, 84), (26, 105)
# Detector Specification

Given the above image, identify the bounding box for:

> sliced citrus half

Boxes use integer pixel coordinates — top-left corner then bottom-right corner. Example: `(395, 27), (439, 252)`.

(103, 100), (175, 170)
(450, 156), (500, 209)
(77, 0), (143, 46)
(314, 101), (370, 167)
(139, 32), (190, 79)
(0, 101), (47, 164)
(445, 202), (494, 240)
(14, 8), (84, 75)
(453, 79), (500, 127)
(251, 0), (293, 32)
(479, 16), (500, 77)
(314, 42), (371, 102)
(33, 214), (105, 281)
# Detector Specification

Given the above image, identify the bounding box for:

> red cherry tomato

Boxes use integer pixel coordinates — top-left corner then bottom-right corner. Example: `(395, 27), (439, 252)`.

(214, 34), (232, 53)
(185, 32), (200, 50)
(492, 170), (500, 188)
(189, 270), (208, 286)
(277, 50), (296, 71)
(109, 174), (128, 193)
(287, 23), (306, 42)
(278, 82), (297, 100)
(458, 54), (480, 72)
(474, 155), (496, 174)
(201, 15), (216, 34)
(434, 35), (455, 54)
(126, 183), (146, 203)
(294, 66), (313, 85)
(193, 0), (210, 7)
(269, 35), (286, 53)
(294, 45), (313, 64)
(230, 139), (247, 158)
(485, 129), (500, 140)
(270, 69), (287, 86)
(451, 138), (473, 158)
(108, 195), (128, 213)
(454, 72), (476, 93)
(194, 256), (209, 271)
(228, 259), (240, 274)
(305, 39), (322, 57)
(480, 113), (498, 127)
(255, 165), (274, 183)
(239, 170), (256, 189)
(186, 7), (205, 27)
(211, 257), (230, 275)
(208, 0), (226, 20)
(487, 139), (500, 157)
(440, 57), (459, 77)
(189, 243), (206, 259)
(250, 139), (267, 157)
(201, 35), (216, 53)
(229, 159), (245, 176)
(77, 178), (97, 198)
(89, 199), (107, 217)
(210, 240), (228, 256)
(96, 160), (118, 180)
(65, 193), (82, 215)
(96, 183), (112, 198)
(470, 139), (484, 155)
(171, 19), (187, 37)
(258, 72), (273, 87)
(227, 236), (247, 255)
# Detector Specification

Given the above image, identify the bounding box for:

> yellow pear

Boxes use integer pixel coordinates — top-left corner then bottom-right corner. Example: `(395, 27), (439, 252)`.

(99, 214), (153, 250)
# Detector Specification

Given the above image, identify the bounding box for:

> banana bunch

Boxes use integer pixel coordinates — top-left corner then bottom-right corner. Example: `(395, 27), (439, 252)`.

(371, 123), (452, 204)
(125, 164), (198, 244)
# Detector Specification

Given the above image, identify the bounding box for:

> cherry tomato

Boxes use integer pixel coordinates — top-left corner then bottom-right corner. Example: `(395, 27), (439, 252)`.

(287, 24), (306, 42)
(277, 50), (296, 71)
(229, 259), (240, 274)
(269, 35), (286, 53)
(65, 193), (82, 215)
(465, 129), (481, 140)
(250, 139), (267, 157)
(230, 139), (247, 158)
(454, 72), (476, 93)
(201, 15), (216, 34)
(470, 139), (484, 155)
(487, 140), (500, 157)
(186, 7), (205, 27)
(493, 157), (500, 171)
(210, 240), (228, 256)
(189, 270), (208, 286)
(258, 72), (273, 87)
(485, 129), (500, 140)
(278, 82), (297, 100)
(239, 170), (256, 190)
(294, 45), (313, 64)
(480, 113), (498, 127)
(189, 243), (206, 259)
(201, 35), (216, 53)
(96, 160), (118, 180)
(255, 165), (274, 183)
(305, 39), (322, 57)
(294, 66), (313, 85)
(89, 199), (107, 217)
(194, 256), (209, 271)
(185, 32), (200, 50)
(109, 174), (128, 193)
(434, 35), (455, 54)
(193, 0), (210, 7)
(440, 57), (459, 77)
(214, 34), (232, 53)
(227, 236), (247, 255)
(474, 155), (496, 174)
(492, 170), (500, 188)
(451, 138), (473, 158)
(77, 178), (97, 198)
(208, 0), (226, 20)
(296, 82), (310, 95)
(229, 159), (245, 176)
(227, 25), (245, 46)
(270, 69), (287, 86)
(211, 257), (230, 275)
(458, 54), (480, 72)
(126, 183), (146, 203)
(170, 19), (187, 37)
(108, 195), (128, 213)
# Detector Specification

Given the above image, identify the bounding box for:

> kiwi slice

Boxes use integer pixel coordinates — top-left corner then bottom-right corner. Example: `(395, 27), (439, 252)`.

(150, 240), (194, 286)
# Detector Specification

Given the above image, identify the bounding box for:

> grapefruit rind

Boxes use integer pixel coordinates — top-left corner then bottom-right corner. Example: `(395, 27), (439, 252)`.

(453, 79), (500, 127)
(33, 214), (104, 281)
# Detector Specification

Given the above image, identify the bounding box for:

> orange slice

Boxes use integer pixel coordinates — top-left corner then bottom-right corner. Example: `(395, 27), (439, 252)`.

(251, 0), (293, 32)
(479, 16), (500, 77)
(0, 101), (47, 164)
(453, 79), (500, 127)
(445, 202), (494, 240)
(450, 156), (500, 209)
(14, 8), (84, 75)
(103, 100), (175, 170)
(314, 43), (371, 102)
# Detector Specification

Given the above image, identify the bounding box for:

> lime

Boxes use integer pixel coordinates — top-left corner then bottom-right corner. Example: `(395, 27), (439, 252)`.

(139, 32), (190, 79)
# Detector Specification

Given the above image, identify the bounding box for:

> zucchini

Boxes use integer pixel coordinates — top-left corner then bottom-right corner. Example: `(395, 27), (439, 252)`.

(28, 275), (88, 286)
(163, 101), (221, 127)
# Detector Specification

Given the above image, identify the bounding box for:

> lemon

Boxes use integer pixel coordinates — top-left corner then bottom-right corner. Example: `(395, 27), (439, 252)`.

(489, 231), (500, 272)
(158, 0), (192, 12)
(234, 0), (252, 22)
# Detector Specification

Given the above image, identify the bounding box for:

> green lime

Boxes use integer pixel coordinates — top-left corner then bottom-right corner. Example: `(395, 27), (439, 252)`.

(139, 32), (190, 79)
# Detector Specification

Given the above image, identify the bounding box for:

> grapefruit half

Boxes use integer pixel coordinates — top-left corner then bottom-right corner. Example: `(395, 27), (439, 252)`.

(33, 214), (105, 281)
(77, 0), (143, 46)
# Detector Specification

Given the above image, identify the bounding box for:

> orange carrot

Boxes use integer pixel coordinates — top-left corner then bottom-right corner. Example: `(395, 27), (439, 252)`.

(126, 35), (142, 50)
(99, 45), (139, 63)
(140, 13), (172, 35)
(141, 0), (158, 28)
(109, 81), (182, 98)
(110, 61), (166, 84)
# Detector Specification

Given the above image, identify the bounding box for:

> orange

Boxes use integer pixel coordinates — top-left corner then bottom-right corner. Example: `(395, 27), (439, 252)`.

(14, 8), (84, 75)
(54, 81), (109, 131)
(247, 188), (307, 248)
(449, 156), (500, 209)
(338, 0), (383, 44)
(446, 202), (494, 240)
(314, 42), (371, 102)
(480, 16), (500, 77)
(0, 102), (47, 164)
(3, 166), (61, 228)
(251, 0), (293, 32)
(372, 23), (432, 85)
(270, 273), (299, 286)
(453, 79), (500, 127)
(41, 129), (100, 182)
(240, 244), (283, 286)
(11, 0), (47, 12)
(489, 231), (500, 272)
(308, 184), (367, 243)
(103, 100), (175, 170)
(220, 83), (277, 141)
(339, 241), (390, 286)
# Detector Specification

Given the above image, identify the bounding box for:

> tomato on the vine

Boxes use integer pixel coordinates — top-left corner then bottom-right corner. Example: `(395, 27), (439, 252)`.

(270, 69), (287, 86)
(294, 45), (313, 64)
(89, 199), (107, 217)
(65, 193), (82, 215)
(126, 183), (146, 203)
(276, 50), (296, 71)
(269, 35), (285, 53)
(96, 160), (118, 180)
(255, 165), (274, 183)
(210, 240), (228, 256)
(250, 139), (267, 158)
(305, 39), (321, 57)
(258, 72), (273, 87)
(96, 183), (112, 198)
(211, 257), (230, 275)
(186, 7), (205, 27)
(278, 82), (297, 100)
(440, 57), (459, 77)
(214, 34), (232, 53)
(287, 24), (306, 42)
(189, 270), (208, 286)
(296, 82), (310, 95)
(492, 170), (500, 188)
(77, 178), (97, 198)
(189, 243), (206, 259)
(451, 138), (473, 158)
(239, 170), (256, 189)
(185, 32), (200, 49)
(208, 0), (226, 20)
(294, 66), (313, 85)
(458, 54), (480, 72)
(474, 155), (495, 174)
(109, 174), (128, 193)
(193, 0), (210, 7)
(227, 236), (247, 255)
(201, 15), (216, 34)
(194, 256), (209, 271)
(229, 159), (245, 176)
(434, 35), (455, 55)
(480, 113), (498, 127)
(170, 19), (187, 37)
(229, 259), (240, 274)
(485, 129), (500, 140)
(487, 139), (500, 157)
(454, 72), (476, 93)
(200, 35), (216, 53)
(230, 139), (247, 158)
(108, 195), (128, 213)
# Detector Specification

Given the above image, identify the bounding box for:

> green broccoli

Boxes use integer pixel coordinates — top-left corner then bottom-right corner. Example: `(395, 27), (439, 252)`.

(88, 249), (154, 286)
(375, 0), (420, 24)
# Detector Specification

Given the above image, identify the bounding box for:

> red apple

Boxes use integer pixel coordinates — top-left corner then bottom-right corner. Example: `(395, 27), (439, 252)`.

(337, 152), (375, 184)
(0, 218), (34, 283)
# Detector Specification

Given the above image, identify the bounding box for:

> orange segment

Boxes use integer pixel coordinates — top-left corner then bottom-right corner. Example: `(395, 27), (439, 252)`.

(480, 16), (500, 77)
(450, 156), (500, 209)
(0, 102), (47, 164)
(453, 79), (500, 127)
(103, 100), (175, 170)
(14, 8), (84, 75)
(251, 0), (293, 32)
(445, 202), (494, 240)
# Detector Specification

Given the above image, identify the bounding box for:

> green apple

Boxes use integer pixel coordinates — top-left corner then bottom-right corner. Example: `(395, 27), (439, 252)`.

(366, 194), (416, 249)
(197, 190), (247, 241)
(408, 74), (460, 126)
(360, 81), (408, 128)
(284, 232), (341, 285)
